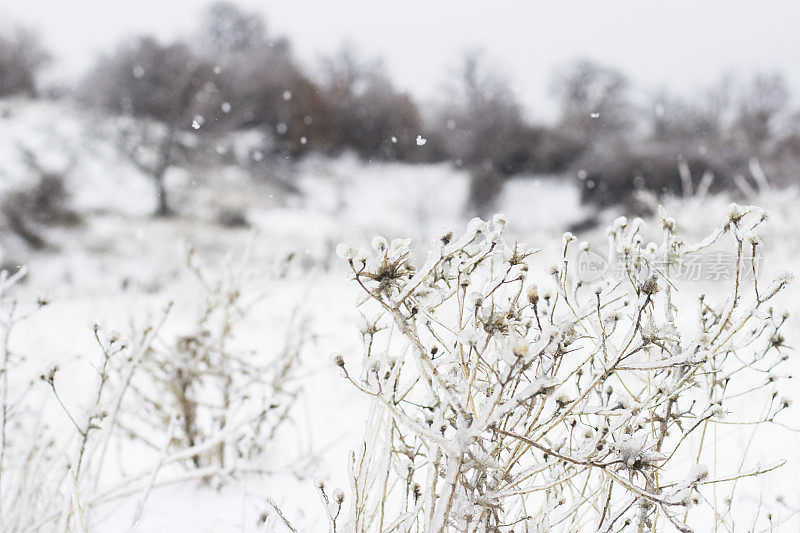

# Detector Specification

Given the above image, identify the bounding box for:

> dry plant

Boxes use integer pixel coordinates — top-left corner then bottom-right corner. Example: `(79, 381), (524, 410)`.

(0, 243), (309, 531)
(0, 267), (63, 532)
(0, 266), (148, 531)
(8, 300), (175, 531)
(121, 244), (308, 474)
(323, 207), (793, 532)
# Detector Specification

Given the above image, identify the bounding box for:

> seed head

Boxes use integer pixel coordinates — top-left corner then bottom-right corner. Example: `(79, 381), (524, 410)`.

(511, 338), (529, 358)
(460, 330), (478, 348)
(336, 243), (358, 261)
(469, 291), (484, 308)
(372, 236), (388, 252)
(745, 231), (761, 246)
(526, 284), (539, 305)
(439, 229), (454, 246)
(726, 203), (743, 224)
(333, 488), (345, 504)
(492, 213), (508, 227)
(467, 217), (488, 235)
(641, 275), (659, 295)
(690, 464), (709, 482)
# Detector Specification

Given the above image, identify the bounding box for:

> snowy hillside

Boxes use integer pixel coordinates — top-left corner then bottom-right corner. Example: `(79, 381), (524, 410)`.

(0, 99), (799, 532)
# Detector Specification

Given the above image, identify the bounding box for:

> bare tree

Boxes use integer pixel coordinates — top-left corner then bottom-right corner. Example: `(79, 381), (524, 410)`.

(321, 44), (424, 161)
(648, 89), (722, 143)
(551, 58), (633, 144)
(195, 2), (334, 156)
(438, 51), (531, 170)
(199, 0), (268, 55)
(433, 51), (534, 214)
(732, 73), (789, 156)
(82, 36), (214, 216)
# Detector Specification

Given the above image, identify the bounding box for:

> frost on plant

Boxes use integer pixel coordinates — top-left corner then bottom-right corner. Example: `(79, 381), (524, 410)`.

(332, 207), (792, 532)
(122, 245), (308, 472)
(0, 245), (309, 531)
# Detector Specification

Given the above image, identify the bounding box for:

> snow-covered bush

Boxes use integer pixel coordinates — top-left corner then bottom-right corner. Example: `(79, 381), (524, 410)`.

(328, 207), (792, 532)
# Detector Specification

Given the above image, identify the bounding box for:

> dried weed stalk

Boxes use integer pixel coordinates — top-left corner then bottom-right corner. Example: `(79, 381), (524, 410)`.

(124, 245), (307, 473)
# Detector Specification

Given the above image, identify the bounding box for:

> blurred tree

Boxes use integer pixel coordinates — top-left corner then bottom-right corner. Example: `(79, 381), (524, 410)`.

(82, 36), (214, 215)
(321, 44), (424, 161)
(199, 0), (268, 55)
(770, 110), (800, 183)
(0, 27), (49, 97)
(644, 77), (736, 167)
(551, 59), (633, 144)
(702, 74), (735, 141)
(433, 51), (535, 215)
(649, 90), (720, 143)
(437, 51), (530, 171)
(732, 73), (789, 156)
(196, 2), (334, 156)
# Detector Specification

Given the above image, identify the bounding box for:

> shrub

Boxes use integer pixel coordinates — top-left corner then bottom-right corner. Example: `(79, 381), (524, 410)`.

(203, 47), (335, 156)
(526, 127), (587, 174)
(550, 59), (634, 144)
(82, 36), (212, 123)
(648, 90), (725, 145)
(1, 156), (81, 250)
(325, 208), (792, 531)
(122, 247), (306, 470)
(575, 147), (735, 208)
(731, 73), (789, 156)
(216, 207), (249, 228)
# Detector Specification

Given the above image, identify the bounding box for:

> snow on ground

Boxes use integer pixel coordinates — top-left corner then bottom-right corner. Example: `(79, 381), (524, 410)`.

(1, 99), (799, 530)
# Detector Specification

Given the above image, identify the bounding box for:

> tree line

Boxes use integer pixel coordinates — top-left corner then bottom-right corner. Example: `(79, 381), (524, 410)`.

(2, 1), (800, 215)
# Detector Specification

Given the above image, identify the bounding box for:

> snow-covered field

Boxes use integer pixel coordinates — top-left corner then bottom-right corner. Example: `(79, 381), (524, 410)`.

(1, 99), (799, 531)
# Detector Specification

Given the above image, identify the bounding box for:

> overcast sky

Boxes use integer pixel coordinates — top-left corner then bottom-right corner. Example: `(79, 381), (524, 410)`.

(4, 0), (800, 119)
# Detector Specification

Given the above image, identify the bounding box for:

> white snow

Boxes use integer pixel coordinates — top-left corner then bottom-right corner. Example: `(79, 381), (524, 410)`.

(0, 98), (798, 531)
